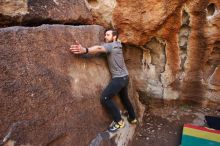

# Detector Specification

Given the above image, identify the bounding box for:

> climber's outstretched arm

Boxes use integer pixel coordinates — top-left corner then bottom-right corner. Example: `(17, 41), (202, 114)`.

(70, 41), (106, 55)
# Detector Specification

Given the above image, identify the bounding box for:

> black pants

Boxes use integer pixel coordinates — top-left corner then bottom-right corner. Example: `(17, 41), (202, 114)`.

(100, 75), (136, 123)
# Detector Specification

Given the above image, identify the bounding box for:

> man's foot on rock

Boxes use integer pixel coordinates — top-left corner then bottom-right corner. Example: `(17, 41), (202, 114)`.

(108, 120), (125, 133)
(127, 117), (138, 124)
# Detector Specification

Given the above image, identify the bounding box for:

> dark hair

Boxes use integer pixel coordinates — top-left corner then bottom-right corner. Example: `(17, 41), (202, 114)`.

(106, 29), (119, 40)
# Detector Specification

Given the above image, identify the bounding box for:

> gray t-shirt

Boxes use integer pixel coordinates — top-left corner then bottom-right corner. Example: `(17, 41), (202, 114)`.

(102, 41), (128, 78)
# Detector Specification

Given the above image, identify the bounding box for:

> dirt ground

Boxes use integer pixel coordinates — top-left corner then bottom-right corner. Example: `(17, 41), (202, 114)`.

(130, 100), (220, 146)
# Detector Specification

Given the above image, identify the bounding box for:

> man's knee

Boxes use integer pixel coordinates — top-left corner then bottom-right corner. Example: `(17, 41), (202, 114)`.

(100, 94), (110, 105)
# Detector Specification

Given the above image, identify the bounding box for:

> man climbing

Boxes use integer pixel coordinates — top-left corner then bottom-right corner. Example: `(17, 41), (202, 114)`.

(69, 29), (137, 132)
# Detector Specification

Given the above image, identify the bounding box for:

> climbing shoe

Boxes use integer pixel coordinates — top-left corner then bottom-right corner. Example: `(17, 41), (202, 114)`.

(108, 121), (125, 132)
(127, 117), (138, 124)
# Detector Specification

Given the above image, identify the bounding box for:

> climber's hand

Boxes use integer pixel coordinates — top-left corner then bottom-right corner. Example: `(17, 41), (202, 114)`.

(70, 41), (86, 54)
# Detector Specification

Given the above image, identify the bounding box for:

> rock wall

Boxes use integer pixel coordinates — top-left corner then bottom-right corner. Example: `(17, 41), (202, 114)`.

(1, 0), (219, 103)
(0, 24), (144, 146)
(0, 0), (93, 27)
(203, 0), (220, 102)
(1, 0), (220, 145)
(90, 0), (220, 103)
(0, 25), (142, 146)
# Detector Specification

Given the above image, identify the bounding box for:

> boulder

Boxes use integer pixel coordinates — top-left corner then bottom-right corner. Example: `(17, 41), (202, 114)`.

(0, 0), (93, 27)
(0, 25), (109, 146)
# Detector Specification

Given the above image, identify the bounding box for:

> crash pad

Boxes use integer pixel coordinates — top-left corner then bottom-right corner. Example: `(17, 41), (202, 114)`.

(181, 124), (220, 146)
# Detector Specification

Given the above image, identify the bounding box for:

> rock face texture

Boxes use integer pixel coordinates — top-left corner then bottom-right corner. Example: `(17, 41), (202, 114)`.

(0, 25), (104, 145)
(85, 0), (116, 27)
(0, 25), (143, 146)
(0, 0), (93, 27)
(1, 0), (220, 145)
(203, 0), (220, 102)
